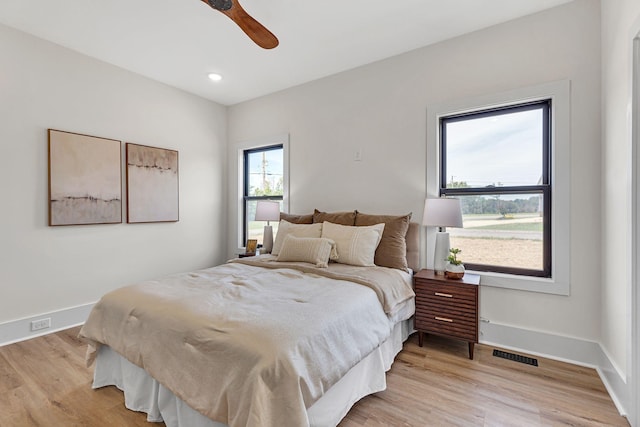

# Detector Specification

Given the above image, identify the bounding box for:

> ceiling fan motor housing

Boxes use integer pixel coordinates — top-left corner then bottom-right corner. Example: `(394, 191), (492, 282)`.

(207, 0), (233, 11)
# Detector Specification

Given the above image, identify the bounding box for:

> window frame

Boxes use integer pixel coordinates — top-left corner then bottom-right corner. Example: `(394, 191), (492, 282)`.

(439, 100), (552, 278)
(242, 144), (284, 245)
(232, 134), (289, 253)
(426, 80), (570, 295)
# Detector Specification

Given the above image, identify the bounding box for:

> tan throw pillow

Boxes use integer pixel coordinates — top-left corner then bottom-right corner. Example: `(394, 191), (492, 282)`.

(312, 209), (357, 226)
(276, 235), (336, 268)
(321, 221), (385, 267)
(355, 212), (412, 272)
(272, 220), (323, 255)
(280, 212), (313, 224)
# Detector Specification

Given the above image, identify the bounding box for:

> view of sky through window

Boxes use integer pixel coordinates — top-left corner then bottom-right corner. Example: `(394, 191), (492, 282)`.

(445, 109), (543, 189)
(247, 148), (284, 196)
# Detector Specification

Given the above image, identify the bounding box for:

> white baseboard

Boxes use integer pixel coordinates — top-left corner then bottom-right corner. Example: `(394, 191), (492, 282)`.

(480, 321), (630, 418)
(596, 345), (630, 419)
(0, 302), (95, 347)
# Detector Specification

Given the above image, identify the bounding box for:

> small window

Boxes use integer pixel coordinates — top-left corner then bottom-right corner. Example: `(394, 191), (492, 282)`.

(440, 100), (551, 277)
(243, 145), (284, 246)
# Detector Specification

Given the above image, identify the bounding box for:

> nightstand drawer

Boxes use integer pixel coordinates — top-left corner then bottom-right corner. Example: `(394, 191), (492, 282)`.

(414, 281), (476, 303)
(415, 304), (476, 324)
(416, 316), (477, 341)
(418, 295), (476, 310)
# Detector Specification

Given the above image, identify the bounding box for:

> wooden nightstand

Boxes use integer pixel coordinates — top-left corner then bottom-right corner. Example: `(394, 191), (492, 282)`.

(413, 269), (480, 359)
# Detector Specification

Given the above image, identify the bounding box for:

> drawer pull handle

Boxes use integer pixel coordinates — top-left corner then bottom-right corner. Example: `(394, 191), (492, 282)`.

(435, 316), (453, 323)
(435, 292), (453, 298)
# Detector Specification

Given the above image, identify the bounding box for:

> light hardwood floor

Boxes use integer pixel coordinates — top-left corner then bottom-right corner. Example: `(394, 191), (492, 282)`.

(0, 327), (629, 426)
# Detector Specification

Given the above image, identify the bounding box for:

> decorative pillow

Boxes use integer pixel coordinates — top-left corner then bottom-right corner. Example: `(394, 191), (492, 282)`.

(355, 212), (412, 272)
(280, 212), (313, 224)
(276, 235), (337, 268)
(272, 220), (323, 256)
(313, 209), (357, 226)
(321, 221), (385, 267)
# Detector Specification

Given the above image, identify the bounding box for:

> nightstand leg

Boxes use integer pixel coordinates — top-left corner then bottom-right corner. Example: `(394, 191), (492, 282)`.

(468, 342), (474, 360)
(418, 331), (424, 347)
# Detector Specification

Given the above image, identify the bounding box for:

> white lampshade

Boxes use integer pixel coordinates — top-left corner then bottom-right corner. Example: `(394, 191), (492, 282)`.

(255, 201), (280, 223)
(255, 200), (280, 254)
(422, 197), (463, 228)
(423, 197), (463, 275)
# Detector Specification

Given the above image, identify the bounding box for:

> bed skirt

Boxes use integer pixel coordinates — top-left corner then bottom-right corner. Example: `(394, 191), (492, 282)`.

(92, 319), (412, 427)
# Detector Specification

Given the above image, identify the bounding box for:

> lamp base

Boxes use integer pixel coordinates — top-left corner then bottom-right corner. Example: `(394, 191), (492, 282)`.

(262, 225), (274, 253)
(434, 232), (450, 275)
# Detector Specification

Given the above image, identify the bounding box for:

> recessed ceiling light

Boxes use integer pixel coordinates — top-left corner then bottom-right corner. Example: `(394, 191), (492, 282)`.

(208, 73), (222, 82)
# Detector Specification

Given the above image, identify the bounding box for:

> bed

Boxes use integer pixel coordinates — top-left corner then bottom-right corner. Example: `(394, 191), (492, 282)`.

(79, 213), (420, 427)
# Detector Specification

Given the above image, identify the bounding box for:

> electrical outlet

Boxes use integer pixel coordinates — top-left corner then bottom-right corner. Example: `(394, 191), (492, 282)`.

(31, 318), (51, 331)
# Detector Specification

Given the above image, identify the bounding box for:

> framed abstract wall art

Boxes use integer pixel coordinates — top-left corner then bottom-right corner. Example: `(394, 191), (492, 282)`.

(48, 129), (122, 226)
(126, 143), (179, 223)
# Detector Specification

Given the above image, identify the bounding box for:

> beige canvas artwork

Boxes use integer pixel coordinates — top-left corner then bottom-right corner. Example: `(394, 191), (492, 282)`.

(126, 143), (179, 223)
(48, 130), (122, 226)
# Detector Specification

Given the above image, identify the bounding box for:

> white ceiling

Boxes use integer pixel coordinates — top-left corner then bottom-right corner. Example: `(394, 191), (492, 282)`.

(0, 0), (573, 105)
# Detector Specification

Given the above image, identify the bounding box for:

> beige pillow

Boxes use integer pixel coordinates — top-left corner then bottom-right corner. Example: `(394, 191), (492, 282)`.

(312, 209), (357, 226)
(280, 212), (313, 224)
(276, 235), (337, 268)
(321, 221), (385, 267)
(355, 212), (412, 271)
(272, 220), (323, 255)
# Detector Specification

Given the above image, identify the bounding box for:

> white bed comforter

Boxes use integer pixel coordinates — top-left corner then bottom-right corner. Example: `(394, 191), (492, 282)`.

(79, 257), (414, 427)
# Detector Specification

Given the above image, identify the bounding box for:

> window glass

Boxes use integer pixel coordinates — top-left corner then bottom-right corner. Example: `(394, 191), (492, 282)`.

(448, 194), (544, 271)
(444, 108), (544, 188)
(246, 148), (284, 196)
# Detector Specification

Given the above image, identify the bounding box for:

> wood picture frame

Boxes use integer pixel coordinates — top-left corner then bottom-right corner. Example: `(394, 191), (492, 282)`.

(126, 143), (179, 223)
(246, 239), (258, 254)
(48, 129), (122, 226)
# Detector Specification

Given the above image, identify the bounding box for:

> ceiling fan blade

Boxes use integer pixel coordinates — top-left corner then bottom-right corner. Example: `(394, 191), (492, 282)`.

(202, 0), (279, 49)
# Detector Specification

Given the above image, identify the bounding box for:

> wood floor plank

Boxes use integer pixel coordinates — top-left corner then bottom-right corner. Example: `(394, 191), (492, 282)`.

(0, 353), (23, 394)
(0, 327), (629, 426)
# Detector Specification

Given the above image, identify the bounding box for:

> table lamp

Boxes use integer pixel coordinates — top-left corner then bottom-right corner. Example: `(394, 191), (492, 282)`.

(422, 197), (463, 275)
(254, 200), (280, 253)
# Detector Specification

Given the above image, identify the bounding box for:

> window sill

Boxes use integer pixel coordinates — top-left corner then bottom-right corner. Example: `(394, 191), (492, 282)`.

(467, 269), (570, 296)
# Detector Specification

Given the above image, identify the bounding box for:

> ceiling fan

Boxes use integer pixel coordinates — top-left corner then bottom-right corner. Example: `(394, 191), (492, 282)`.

(201, 0), (279, 49)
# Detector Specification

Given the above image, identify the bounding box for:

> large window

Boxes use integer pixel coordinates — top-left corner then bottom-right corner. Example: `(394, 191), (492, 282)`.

(439, 100), (551, 277)
(243, 145), (284, 246)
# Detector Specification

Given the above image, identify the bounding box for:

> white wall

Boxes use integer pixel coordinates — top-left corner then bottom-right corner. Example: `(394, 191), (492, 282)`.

(0, 24), (228, 333)
(601, 0), (640, 419)
(228, 0), (602, 349)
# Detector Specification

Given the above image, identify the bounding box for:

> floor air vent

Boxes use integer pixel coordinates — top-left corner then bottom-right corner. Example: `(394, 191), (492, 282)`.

(493, 349), (538, 366)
